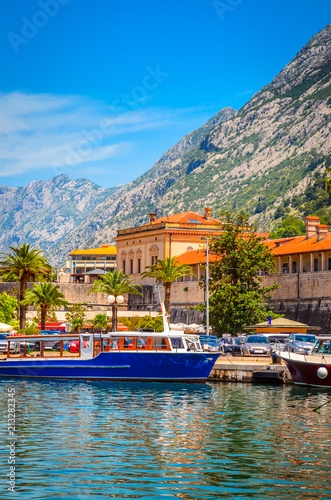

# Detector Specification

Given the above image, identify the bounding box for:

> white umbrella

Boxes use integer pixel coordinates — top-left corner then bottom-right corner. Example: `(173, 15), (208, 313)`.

(0, 322), (14, 332)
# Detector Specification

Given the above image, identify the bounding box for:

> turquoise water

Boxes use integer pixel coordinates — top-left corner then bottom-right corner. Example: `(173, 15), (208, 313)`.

(1, 380), (331, 500)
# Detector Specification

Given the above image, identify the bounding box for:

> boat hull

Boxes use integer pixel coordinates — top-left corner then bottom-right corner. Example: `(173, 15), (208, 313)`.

(0, 351), (220, 382)
(280, 354), (331, 388)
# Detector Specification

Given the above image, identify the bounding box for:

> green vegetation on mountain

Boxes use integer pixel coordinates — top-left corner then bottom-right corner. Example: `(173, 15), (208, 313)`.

(0, 25), (330, 265)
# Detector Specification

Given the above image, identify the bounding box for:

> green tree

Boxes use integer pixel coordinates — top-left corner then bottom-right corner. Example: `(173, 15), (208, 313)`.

(326, 166), (331, 193)
(141, 257), (193, 318)
(22, 283), (67, 330)
(88, 270), (142, 331)
(0, 292), (18, 325)
(208, 211), (279, 335)
(0, 244), (52, 329)
(65, 303), (87, 332)
(269, 216), (306, 239)
(93, 314), (109, 330)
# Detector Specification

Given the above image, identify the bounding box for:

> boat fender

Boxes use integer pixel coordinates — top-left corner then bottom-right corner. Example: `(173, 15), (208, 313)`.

(317, 366), (328, 379)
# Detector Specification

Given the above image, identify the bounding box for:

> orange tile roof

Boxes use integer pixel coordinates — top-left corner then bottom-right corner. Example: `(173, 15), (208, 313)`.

(153, 211), (220, 225)
(266, 234), (331, 256)
(306, 216), (320, 220)
(69, 246), (117, 256)
(176, 249), (221, 266)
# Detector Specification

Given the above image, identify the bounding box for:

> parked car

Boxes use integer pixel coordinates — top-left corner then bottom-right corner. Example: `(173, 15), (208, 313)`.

(220, 337), (245, 356)
(69, 340), (90, 353)
(0, 333), (20, 354)
(241, 335), (272, 356)
(283, 333), (316, 355)
(260, 334), (290, 352)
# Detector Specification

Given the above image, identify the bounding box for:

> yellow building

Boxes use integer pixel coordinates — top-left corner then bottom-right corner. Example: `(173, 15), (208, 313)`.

(115, 208), (223, 284)
(265, 216), (331, 274)
(66, 245), (117, 283)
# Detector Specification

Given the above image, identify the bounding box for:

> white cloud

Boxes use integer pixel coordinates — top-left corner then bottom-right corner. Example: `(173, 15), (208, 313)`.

(0, 91), (217, 180)
(0, 91), (179, 177)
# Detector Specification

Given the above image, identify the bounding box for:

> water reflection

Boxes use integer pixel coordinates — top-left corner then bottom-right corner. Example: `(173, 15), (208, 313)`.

(0, 380), (330, 499)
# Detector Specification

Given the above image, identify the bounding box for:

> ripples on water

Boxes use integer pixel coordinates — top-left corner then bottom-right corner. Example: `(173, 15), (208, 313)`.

(0, 380), (331, 499)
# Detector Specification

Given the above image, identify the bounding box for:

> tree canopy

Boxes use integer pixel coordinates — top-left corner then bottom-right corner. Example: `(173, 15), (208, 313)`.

(208, 212), (279, 335)
(22, 282), (67, 330)
(0, 292), (18, 325)
(0, 244), (52, 328)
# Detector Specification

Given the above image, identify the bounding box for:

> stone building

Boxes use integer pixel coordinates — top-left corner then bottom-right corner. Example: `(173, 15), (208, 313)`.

(265, 216), (331, 274)
(115, 208), (223, 285)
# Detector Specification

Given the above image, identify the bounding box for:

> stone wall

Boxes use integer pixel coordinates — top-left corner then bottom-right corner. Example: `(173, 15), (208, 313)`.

(269, 299), (331, 334)
(1, 271), (330, 331)
(262, 271), (331, 300)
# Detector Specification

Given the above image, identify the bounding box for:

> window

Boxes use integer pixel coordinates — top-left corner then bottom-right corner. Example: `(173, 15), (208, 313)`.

(138, 259), (141, 274)
(314, 258), (318, 272)
(151, 256), (155, 265)
(123, 261), (126, 274)
(155, 237), (157, 241)
(283, 263), (288, 274)
(292, 261), (297, 273)
(328, 257), (331, 271)
(130, 260), (133, 274)
(188, 219), (201, 223)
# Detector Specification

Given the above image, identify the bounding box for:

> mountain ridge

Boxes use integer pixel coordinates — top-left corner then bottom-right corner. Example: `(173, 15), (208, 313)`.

(1, 24), (330, 266)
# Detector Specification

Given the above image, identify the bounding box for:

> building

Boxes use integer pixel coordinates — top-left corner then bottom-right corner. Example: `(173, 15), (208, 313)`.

(115, 208), (224, 284)
(65, 245), (117, 283)
(265, 216), (331, 274)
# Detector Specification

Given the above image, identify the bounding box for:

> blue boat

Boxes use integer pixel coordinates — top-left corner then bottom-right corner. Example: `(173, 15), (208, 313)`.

(0, 310), (219, 382)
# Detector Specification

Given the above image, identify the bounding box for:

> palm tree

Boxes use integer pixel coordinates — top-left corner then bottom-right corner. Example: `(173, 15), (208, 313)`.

(141, 257), (193, 318)
(0, 244), (52, 328)
(22, 282), (67, 330)
(93, 314), (109, 330)
(88, 270), (142, 331)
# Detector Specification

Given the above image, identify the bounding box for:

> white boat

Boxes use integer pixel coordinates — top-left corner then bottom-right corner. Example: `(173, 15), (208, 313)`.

(277, 336), (331, 388)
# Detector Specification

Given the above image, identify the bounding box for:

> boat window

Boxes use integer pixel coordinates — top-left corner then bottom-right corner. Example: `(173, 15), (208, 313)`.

(293, 335), (316, 343)
(315, 340), (331, 354)
(153, 337), (169, 350)
(170, 337), (184, 349)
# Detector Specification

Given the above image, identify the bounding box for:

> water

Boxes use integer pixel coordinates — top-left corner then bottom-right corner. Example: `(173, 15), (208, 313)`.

(1, 380), (331, 500)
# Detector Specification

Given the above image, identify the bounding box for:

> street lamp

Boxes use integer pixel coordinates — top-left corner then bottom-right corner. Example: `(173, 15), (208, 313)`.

(107, 295), (124, 332)
(200, 236), (211, 336)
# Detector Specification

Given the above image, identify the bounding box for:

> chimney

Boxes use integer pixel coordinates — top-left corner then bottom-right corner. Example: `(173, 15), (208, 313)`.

(316, 224), (328, 241)
(149, 212), (157, 223)
(305, 216), (320, 239)
(204, 207), (212, 220)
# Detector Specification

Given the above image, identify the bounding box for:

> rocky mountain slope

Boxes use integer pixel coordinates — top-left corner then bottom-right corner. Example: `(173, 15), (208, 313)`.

(1, 24), (330, 266)
(0, 176), (117, 257)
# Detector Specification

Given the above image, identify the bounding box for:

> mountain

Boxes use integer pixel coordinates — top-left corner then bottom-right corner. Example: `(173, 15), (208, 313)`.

(0, 176), (117, 257)
(1, 24), (331, 266)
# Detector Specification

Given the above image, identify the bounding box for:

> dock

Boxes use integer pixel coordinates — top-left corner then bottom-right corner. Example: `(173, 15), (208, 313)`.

(208, 355), (293, 383)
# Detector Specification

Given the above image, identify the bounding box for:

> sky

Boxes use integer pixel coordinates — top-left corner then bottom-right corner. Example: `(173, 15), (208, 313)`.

(0, 0), (329, 188)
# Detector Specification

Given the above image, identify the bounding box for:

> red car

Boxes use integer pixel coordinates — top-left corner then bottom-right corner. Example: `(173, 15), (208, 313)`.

(69, 340), (89, 353)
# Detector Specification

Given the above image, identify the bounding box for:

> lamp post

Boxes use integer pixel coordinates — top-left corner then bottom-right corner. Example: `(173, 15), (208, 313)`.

(200, 236), (211, 336)
(107, 295), (124, 332)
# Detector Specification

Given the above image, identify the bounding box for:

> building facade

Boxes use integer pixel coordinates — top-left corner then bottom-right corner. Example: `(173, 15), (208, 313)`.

(115, 208), (224, 285)
(65, 245), (117, 283)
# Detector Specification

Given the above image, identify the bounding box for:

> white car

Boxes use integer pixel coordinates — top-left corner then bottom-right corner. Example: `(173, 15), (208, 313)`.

(0, 333), (20, 354)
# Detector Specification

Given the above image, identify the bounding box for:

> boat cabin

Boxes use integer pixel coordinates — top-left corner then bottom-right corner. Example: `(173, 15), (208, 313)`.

(3, 331), (203, 360)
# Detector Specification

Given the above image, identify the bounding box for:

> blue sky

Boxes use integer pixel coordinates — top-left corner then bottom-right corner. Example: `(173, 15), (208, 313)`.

(0, 0), (329, 188)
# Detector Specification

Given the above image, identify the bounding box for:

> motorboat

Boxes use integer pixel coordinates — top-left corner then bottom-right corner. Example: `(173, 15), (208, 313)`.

(276, 336), (331, 388)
